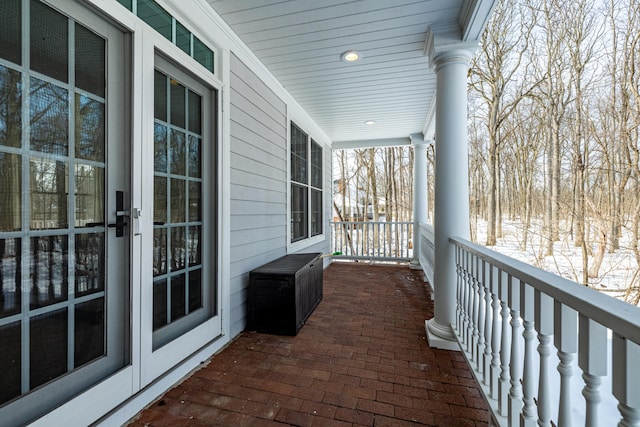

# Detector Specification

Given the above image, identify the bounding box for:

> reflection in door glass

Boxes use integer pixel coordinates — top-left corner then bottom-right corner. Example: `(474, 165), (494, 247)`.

(30, 158), (68, 230)
(153, 70), (204, 334)
(30, 78), (69, 156)
(29, 235), (68, 308)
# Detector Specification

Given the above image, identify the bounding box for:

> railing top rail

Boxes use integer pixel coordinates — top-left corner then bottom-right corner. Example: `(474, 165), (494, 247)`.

(450, 236), (640, 345)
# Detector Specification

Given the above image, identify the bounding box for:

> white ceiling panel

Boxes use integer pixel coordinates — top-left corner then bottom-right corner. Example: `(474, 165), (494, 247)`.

(205, 0), (481, 144)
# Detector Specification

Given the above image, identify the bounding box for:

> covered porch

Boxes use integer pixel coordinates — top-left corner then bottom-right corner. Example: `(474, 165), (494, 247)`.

(129, 262), (488, 427)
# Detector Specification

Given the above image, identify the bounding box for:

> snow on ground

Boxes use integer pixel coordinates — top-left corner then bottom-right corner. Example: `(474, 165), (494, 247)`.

(473, 217), (639, 302)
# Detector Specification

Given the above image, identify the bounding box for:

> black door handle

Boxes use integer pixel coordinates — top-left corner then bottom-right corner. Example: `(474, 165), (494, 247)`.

(108, 191), (128, 237)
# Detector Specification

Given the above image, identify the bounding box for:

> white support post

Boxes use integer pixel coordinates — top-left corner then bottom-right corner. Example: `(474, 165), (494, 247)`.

(424, 30), (476, 350)
(410, 135), (428, 270)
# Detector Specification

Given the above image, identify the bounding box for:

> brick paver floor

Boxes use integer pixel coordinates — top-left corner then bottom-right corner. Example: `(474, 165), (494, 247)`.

(128, 262), (489, 426)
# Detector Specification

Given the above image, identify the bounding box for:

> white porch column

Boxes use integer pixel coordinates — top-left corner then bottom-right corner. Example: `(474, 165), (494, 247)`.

(425, 42), (475, 350)
(410, 135), (428, 270)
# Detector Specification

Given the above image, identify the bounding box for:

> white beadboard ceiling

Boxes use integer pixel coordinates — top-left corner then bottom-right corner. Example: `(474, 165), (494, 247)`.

(205, 0), (493, 145)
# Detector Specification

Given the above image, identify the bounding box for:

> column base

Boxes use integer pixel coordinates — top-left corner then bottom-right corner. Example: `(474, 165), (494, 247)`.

(425, 319), (460, 351)
(409, 259), (422, 270)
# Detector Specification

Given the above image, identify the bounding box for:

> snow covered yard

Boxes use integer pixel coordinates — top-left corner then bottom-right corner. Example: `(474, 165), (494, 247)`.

(473, 218), (639, 302)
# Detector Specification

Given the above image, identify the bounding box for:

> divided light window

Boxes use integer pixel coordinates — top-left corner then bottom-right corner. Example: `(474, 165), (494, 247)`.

(291, 122), (323, 243)
(116, 0), (214, 72)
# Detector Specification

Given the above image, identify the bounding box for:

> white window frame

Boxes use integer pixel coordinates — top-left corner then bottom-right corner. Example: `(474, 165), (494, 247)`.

(287, 119), (325, 252)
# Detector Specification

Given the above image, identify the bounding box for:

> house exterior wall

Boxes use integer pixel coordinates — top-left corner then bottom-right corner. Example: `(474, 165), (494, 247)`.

(228, 53), (331, 337)
(229, 53), (288, 337)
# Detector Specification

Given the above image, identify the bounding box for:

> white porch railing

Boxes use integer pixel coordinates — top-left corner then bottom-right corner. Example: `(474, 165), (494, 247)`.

(330, 221), (413, 262)
(450, 236), (640, 427)
(418, 223), (435, 287)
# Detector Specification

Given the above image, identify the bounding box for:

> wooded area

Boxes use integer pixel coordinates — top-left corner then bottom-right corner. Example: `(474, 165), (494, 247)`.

(334, 0), (640, 301)
(469, 0), (640, 297)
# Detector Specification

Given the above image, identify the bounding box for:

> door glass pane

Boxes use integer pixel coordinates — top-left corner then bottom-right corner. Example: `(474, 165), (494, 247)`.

(75, 233), (104, 296)
(170, 178), (186, 223)
(154, 123), (168, 172)
(187, 226), (200, 266)
(170, 274), (186, 321)
(0, 65), (22, 148)
(170, 81), (186, 128)
(30, 235), (68, 308)
(170, 227), (186, 271)
(153, 279), (167, 329)
(75, 164), (104, 227)
(154, 71), (167, 122)
(154, 176), (167, 224)
(188, 90), (201, 134)
(153, 228), (167, 277)
(75, 94), (105, 162)
(30, 158), (68, 230)
(189, 270), (202, 312)
(30, 78), (69, 156)
(170, 130), (186, 175)
(0, 0), (22, 65)
(75, 23), (105, 97)
(0, 238), (21, 317)
(189, 182), (201, 221)
(30, 308), (68, 389)
(74, 297), (104, 367)
(0, 321), (21, 405)
(30, 0), (68, 82)
(0, 153), (22, 231)
(188, 136), (201, 177)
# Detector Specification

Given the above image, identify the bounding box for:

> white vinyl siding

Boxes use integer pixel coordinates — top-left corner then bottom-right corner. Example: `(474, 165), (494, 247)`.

(229, 53), (287, 336)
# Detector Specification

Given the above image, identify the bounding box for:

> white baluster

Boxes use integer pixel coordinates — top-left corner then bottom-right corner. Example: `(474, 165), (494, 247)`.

(477, 259), (486, 374)
(508, 275), (523, 427)
(535, 291), (554, 427)
(471, 254), (480, 363)
(520, 282), (536, 427)
(578, 315), (607, 427)
(554, 302), (577, 427)
(498, 270), (511, 416)
(613, 334), (640, 427)
(490, 265), (501, 399)
(465, 252), (473, 355)
(483, 261), (493, 385)
(455, 246), (462, 338)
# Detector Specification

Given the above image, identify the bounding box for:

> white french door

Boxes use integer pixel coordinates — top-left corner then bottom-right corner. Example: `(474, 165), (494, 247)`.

(140, 52), (221, 385)
(0, 0), (129, 424)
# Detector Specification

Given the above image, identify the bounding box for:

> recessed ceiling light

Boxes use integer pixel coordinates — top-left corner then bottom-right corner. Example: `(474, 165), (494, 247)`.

(341, 50), (362, 62)
(365, 120), (376, 125)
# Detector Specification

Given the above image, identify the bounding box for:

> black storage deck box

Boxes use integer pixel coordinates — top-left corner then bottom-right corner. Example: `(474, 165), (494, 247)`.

(248, 253), (323, 335)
